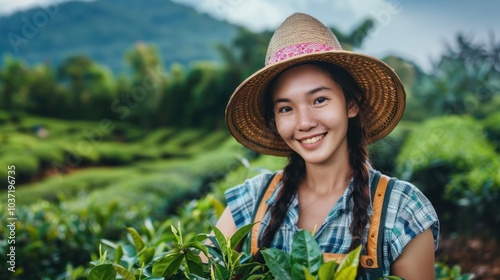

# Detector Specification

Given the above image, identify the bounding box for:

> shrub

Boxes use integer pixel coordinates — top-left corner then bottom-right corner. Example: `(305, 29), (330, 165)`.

(0, 151), (39, 183)
(140, 127), (176, 145)
(0, 200), (151, 280)
(160, 129), (207, 156)
(94, 142), (140, 165)
(435, 262), (474, 280)
(482, 111), (500, 152)
(396, 115), (500, 235)
(13, 168), (135, 205)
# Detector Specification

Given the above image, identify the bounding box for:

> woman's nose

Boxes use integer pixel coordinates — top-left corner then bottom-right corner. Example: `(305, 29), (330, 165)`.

(296, 108), (318, 131)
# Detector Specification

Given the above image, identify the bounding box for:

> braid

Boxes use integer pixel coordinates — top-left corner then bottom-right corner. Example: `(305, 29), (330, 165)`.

(347, 115), (370, 251)
(255, 152), (304, 261)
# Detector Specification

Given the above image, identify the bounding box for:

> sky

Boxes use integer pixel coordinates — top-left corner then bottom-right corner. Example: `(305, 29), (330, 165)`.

(0, 0), (499, 71)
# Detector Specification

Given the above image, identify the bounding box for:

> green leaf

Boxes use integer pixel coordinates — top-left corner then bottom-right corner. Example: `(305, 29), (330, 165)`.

(230, 248), (244, 264)
(207, 236), (220, 250)
(229, 223), (254, 249)
(127, 227), (146, 252)
(101, 239), (119, 250)
(235, 262), (265, 277)
(303, 267), (316, 280)
(261, 248), (292, 280)
(317, 261), (339, 280)
(114, 245), (124, 263)
(122, 244), (137, 257)
(185, 240), (209, 257)
(88, 264), (116, 280)
(214, 263), (230, 280)
(185, 250), (205, 275)
(113, 263), (136, 280)
(246, 275), (268, 280)
(152, 252), (183, 277)
(333, 245), (361, 279)
(139, 247), (156, 266)
(184, 273), (208, 280)
(451, 265), (461, 277)
(207, 246), (223, 262)
(196, 233), (209, 243)
(144, 218), (156, 238)
(291, 263), (306, 280)
(209, 224), (228, 253)
(290, 230), (323, 279)
(99, 244), (108, 264)
(460, 274), (474, 280)
(171, 223), (183, 244)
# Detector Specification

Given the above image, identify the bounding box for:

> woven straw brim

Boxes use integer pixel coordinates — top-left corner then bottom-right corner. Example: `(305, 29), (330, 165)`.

(225, 50), (406, 157)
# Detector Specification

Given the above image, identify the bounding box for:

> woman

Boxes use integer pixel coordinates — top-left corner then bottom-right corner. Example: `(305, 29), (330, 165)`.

(217, 12), (439, 279)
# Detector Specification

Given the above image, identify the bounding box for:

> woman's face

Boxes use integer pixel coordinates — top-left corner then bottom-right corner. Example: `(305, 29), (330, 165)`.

(272, 64), (358, 165)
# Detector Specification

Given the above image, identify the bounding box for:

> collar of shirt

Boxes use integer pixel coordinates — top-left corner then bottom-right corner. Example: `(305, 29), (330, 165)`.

(264, 170), (377, 233)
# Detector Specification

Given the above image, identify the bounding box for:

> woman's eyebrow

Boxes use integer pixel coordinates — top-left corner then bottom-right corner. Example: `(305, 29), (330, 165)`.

(308, 86), (331, 94)
(273, 86), (332, 105)
(273, 97), (290, 105)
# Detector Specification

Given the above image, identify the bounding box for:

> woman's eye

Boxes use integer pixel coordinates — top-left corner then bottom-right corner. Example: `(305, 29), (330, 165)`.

(315, 97), (327, 104)
(278, 106), (292, 113)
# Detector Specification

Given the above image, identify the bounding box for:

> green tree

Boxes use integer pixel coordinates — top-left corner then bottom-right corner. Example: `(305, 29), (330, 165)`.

(124, 43), (166, 128)
(215, 27), (271, 81)
(330, 19), (375, 50)
(57, 55), (112, 119)
(0, 56), (31, 112)
(26, 63), (66, 117)
(157, 63), (185, 127)
(87, 65), (117, 120)
(415, 34), (500, 117)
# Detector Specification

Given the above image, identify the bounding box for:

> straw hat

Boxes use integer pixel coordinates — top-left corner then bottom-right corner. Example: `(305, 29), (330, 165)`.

(225, 12), (406, 156)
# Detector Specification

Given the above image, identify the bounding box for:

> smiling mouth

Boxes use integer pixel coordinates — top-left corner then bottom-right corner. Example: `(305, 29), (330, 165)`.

(299, 133), (326, 144)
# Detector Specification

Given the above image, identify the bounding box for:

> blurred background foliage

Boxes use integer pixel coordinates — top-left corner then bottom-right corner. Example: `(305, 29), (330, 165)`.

(0, 0), (499, 279)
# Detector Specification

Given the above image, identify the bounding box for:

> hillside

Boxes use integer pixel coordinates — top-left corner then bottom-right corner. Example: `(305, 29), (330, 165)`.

(0, 0), (238, 72)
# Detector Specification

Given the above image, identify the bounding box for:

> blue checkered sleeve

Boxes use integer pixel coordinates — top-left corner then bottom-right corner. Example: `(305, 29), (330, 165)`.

(384, 180), (440, 263)
(224, 171), (275, 229)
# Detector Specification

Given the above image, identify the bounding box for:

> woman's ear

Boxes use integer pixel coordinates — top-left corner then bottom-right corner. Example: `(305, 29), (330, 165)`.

(347, 101), (359, 118)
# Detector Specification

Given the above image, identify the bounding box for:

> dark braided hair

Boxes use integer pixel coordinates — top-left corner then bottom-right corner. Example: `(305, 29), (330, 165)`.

(259, 61), (370, 256)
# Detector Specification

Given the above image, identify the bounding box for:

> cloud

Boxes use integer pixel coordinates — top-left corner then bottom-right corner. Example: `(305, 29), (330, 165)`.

(172, 0), (388, 32)
(0, 0), (58, 15)
(0, 0), (94, 16)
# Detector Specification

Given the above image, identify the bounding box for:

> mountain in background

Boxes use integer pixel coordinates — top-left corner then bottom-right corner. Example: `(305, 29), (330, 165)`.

(0, 0), (238, 72)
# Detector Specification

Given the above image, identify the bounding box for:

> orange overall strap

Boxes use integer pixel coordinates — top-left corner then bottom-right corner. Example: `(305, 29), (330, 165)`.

(323, 174), (390, 267)
(250, 171), (283, 255)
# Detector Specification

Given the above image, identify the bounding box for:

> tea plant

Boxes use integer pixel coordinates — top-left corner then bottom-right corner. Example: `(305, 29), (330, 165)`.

(88, 222), (265, 280)
(435, 262), (474, 280)
(261, 230), (361, 280)
(88, 224), (398, 280)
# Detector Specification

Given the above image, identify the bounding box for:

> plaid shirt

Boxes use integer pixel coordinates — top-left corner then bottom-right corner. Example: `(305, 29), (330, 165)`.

(225, 169), (440, 277)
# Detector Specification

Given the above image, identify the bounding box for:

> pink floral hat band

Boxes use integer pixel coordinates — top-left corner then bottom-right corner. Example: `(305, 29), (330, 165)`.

(267, 42), (336, 65)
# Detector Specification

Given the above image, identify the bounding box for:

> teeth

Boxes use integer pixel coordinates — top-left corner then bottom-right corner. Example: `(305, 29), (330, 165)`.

(301, 134), (324, 144)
